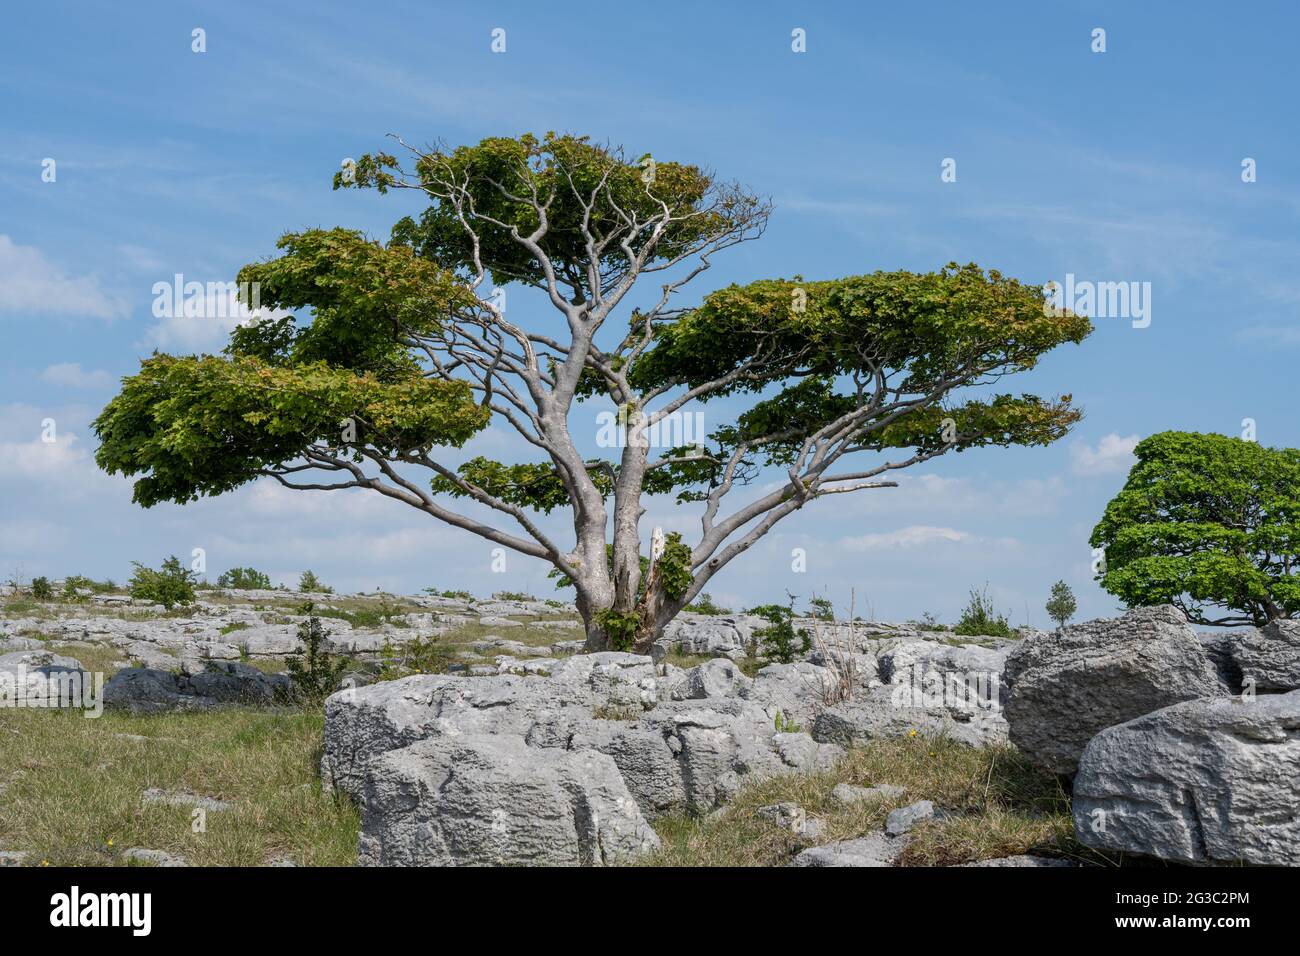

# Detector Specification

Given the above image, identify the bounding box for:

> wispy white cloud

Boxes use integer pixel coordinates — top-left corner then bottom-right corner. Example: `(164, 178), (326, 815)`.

(1070, 433), (1139, 476)
(139, 285), (289, 353)
(841, 524), (971, 550)
(40, 362), (114, 389)
(0, 234), (127, 319)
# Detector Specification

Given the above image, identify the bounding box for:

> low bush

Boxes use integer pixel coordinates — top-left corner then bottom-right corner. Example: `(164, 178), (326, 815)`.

(217, 567), (272, 590)
(284, 608), (350, 703)
(128, 557), (197, 610)
(378, 633), (454, 680)
(952, 586), (1015, 638)
(748, 599), (811, 664)
(684, 593), (731, 615)
(298, 570), (332, 593)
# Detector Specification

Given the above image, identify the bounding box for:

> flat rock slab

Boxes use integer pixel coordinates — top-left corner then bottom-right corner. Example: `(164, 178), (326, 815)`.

(811, 685), (1008, 749)
(790, 831), (910, 867)
(885, 799), (935, 837)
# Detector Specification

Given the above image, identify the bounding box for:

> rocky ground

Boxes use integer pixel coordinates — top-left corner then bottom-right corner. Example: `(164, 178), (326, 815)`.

(1, 583), (1296, 867)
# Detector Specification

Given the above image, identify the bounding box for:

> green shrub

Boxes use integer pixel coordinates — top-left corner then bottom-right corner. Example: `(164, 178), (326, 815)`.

(298, 569), (332, 593)
(30, 576), (54, 601)
(491, 590), (533, 602)
(684, 592), (731, 615)
(595, 608), (641, 652)
(953, 586), (1015, 638)
(425, 587), (472, 600)
(807, 596), (835, 621)
(911, 611), (948, 632)
(128, 556), (197, 610)
(773, 710), (802, 734)
(217, 566), (272, 590)
(378, 633), (454, 680)
(306, 596), (408, 629)
(284, 608), (350, 703)
(748, 599), (811, 664)
(60, 575), (95, 601)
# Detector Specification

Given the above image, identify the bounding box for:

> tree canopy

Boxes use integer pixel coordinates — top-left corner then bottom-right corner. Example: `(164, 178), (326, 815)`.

(95, 132), (1091, 650)
(1090, 431), (1300, 626)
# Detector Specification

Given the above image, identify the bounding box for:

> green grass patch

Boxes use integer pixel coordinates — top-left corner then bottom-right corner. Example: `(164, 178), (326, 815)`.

(48, 643), (130, 679)
(642, 736), (1111, 868)
(661, 651), (716, 670)
(0, 707), (358, 866)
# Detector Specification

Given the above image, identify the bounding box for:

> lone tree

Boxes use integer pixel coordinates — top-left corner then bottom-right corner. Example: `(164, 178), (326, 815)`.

(94, 133), (1090, 652)
(1044, 580), (1077, 628)
(1091, 431), (1300, 626)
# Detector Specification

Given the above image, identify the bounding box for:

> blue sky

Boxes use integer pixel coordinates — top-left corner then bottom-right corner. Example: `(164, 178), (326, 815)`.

(2, 1), (1298, 625)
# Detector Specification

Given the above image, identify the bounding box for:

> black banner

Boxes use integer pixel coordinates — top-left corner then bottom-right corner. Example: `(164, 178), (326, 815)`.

(0, 864), (1274, 943)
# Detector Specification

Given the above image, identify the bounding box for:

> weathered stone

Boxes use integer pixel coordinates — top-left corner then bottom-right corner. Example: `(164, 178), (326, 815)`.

(789, 832), (908, 867)
(187, 661), (292, 705)
(811, 685), (1007, 748)
(658, 614), (766, 658)
(1230, 619), (1300, 693)
(0, 649), (85, 678)
(878, 641), (1009, 703)
(885, 799), (935, 836)
(123, 848), (188, 867)
(321, 672), (593, 799)
(356, 733), (659, 866)
(118, 639), (179, 670)
(1004, 605), (1225, 775)
(744, 661), (845, 725)
(671, 658), (753, 700)
(493, 656), (555, 676)
(1073, 691), (1300, 866)
(103, 662), (290, 713)
(757, 801), (808, 832)
(476, 615), (523, 628)
(474, 639), (552, 658)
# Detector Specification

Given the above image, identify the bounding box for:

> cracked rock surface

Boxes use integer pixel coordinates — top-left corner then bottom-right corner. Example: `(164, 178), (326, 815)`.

(1073, 689), (1300, 866)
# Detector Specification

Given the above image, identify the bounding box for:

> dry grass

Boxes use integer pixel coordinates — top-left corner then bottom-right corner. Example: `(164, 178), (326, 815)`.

(0, 707), (358, 866)
(644, 735), (1112, 868)
(661, 651), (716, 670)
(48, 643), (130, 679)
(445, 620), (579, 649)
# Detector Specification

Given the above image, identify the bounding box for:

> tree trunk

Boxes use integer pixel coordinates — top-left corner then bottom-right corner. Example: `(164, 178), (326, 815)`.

(583, 616), (608, 653)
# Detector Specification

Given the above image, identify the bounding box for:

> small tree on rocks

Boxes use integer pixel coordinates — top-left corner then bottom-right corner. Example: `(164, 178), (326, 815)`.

(1045, 580), (1077, 629)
